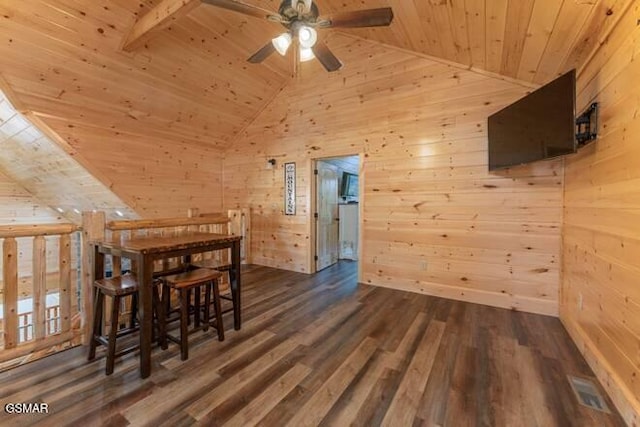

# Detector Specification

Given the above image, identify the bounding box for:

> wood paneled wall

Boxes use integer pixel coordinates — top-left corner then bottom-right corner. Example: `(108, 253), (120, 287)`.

(0, 170), (63, 225)
(46, 118), (225, 218)
(225, 34), (563, 316)
(561, 0), (640, 423)
(0, 84), (222, 218)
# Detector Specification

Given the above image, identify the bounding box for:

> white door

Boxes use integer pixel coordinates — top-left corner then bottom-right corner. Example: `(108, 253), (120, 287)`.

(316, 161), (339, 271)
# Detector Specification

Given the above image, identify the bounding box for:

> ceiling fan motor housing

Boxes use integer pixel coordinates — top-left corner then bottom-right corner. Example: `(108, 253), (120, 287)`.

(279, 0), (319, 23)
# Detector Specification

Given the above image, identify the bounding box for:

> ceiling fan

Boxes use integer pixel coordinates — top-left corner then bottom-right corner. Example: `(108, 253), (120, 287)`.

(202, 0), (394, 72)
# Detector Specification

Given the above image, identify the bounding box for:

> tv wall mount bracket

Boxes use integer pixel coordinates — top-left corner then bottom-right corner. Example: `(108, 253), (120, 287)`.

(576, 102), (598, 147)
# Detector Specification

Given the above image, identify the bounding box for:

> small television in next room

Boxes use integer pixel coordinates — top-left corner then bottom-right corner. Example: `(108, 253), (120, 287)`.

(488, 69), (576, 171)
(340, 172), (358, 198)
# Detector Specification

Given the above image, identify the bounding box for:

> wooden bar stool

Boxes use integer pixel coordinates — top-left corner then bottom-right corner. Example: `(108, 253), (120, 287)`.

(88, 274), (165, 375)
(162, 268), (224, 361)
(190, 258), (237, 322)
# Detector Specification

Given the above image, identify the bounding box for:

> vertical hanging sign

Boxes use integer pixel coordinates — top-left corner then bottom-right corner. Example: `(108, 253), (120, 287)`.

(284, 162), (296, 215)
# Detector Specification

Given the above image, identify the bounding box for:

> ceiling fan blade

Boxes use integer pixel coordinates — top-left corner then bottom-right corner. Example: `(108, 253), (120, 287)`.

(202, 0), (280, 20)
(247, 41), (276, 63)
(312, 41), (343, 72)
(321, 7), (394, 28)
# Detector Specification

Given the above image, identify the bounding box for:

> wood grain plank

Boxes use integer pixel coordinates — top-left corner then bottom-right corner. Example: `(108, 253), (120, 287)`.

(500, 0), (536, 77)
(2, 237), (19, 349)
(381, 320), (445, 425)
(58, 233), (71, 333)
(285, 337), (379, 427)
(224, 363), (311, 427)
(32, 235), (47, 340)
(516, 0), (563, 80)
(186, 338), (300, 420)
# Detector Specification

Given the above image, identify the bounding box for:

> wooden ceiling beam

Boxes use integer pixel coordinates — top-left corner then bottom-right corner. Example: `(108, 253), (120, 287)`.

(122, 0), (202, 51)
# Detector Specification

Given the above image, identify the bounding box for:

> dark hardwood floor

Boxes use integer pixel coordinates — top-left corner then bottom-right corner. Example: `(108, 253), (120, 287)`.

(0, 262), (624, 426)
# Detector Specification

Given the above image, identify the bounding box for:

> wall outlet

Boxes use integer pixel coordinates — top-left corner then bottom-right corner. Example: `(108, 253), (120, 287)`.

(577, 292), (584, 311)
(420, 260), (428, 271)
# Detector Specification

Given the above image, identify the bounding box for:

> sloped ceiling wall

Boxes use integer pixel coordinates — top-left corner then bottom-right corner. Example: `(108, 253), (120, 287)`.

(0, 169), (64, 225)
(0, 91), (136, 223)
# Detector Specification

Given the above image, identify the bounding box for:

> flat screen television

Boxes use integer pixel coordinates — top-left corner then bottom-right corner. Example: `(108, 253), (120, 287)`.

(488, 69), (576, 171)
(340, 172), (358, 198)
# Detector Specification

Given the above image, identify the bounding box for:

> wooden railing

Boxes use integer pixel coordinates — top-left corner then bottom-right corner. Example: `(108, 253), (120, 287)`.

(15, 307), (60, 342)
(0, 223), (82, 364)
(0, 209), (251, 366)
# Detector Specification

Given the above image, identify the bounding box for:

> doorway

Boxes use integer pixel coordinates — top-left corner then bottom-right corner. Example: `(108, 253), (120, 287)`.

(313, 155), (360, 273)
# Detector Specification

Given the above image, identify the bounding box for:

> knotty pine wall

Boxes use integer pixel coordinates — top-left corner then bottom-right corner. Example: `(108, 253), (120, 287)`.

(0, 87), (222, 219)
(0, 170), (63, 225)
(225, 34), (563, 316)
(561, 1), (640, 423)
(47, 119), (224, 218)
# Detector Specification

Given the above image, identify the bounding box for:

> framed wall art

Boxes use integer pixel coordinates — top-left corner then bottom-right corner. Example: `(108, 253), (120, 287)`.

(284, 162), (296, 215)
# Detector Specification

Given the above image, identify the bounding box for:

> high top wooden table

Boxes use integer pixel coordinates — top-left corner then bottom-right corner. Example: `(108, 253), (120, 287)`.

(92, 231), (242, 378)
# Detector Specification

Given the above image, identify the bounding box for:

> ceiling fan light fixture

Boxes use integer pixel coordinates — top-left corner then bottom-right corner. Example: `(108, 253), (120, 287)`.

(298, 25), (317, 49)
(271, 32), (292, 56)
(299, 46), (315, 62)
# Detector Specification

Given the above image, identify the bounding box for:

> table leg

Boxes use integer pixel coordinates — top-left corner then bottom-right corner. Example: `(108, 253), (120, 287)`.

(137, 255), (154, 378)
(88, 246), (105, 349)
(232, 240), (241, 330)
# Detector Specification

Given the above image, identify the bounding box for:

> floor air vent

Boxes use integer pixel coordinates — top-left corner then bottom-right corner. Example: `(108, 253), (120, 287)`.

(567, 375), (610, 413)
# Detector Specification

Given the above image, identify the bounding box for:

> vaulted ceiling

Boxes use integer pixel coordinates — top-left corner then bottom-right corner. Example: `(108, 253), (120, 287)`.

(0, 0), (624, 153)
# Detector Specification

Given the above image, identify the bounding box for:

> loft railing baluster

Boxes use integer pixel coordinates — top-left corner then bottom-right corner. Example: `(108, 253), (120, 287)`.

(3, 237), (18, 349)
(32, 236), (47, 341)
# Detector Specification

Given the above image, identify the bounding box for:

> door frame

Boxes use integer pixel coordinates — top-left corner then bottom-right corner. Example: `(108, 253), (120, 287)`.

(308, 153), (364, 283)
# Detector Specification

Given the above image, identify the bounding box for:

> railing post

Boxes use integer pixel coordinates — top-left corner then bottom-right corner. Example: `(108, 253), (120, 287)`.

(187, 208), (200, 234)
(59, 233), (71, 333)
(228, 210), (242, 237)
(228, 209), (251, 264)
(111, 231), (122, 277)
(242, 208), (251, 264)
(2, 237), (18, 349)
(81, 211), (105, 345)
(32, 236), (46, 341)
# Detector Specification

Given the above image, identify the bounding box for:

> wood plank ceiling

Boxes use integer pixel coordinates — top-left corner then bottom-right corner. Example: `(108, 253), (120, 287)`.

(319, 0), (625, 84)
(0, 0), (292, 150)
(0, 0), (625, 152)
